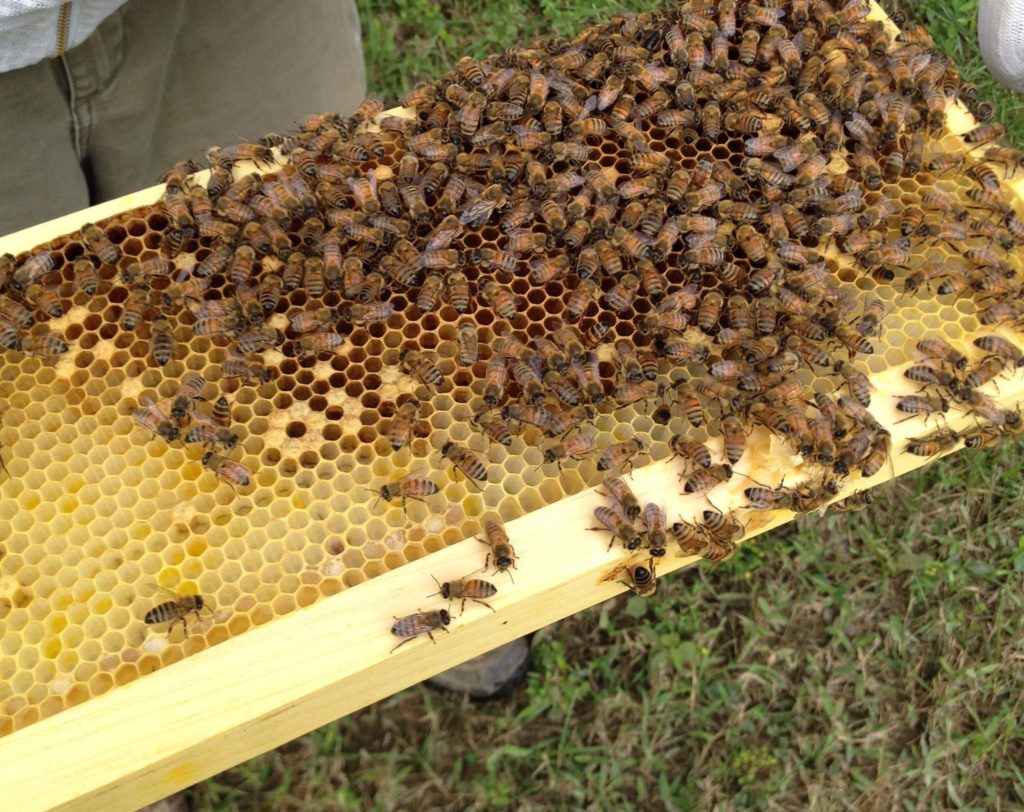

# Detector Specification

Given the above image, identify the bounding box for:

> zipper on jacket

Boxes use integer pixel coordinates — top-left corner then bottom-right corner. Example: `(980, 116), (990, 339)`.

(54, 2), (73, 57)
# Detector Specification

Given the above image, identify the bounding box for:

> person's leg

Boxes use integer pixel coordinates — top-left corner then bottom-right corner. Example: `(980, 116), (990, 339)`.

(83, 0), (367, 199)
(0, 58), (90, 234)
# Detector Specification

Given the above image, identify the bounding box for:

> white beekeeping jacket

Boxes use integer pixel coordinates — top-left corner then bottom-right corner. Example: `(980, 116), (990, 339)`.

(0, 0), (129, 73)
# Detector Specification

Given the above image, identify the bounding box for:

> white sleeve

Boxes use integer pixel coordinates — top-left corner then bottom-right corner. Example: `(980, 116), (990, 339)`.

(0, 1), (69, 14)
(978, 0), (1024, 93)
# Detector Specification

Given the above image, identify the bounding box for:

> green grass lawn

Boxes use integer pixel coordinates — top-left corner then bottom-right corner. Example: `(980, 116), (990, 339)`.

(188, 2), (1024, 809)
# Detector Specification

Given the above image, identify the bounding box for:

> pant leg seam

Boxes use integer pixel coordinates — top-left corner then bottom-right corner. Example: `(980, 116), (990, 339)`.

(58, 53), (84, 160)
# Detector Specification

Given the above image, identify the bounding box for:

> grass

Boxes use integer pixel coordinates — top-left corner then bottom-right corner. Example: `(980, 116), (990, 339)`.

(188, 2), (1024, 809)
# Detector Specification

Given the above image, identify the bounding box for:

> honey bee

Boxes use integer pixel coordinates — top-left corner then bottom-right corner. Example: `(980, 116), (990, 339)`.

(479, 517), (517, 577)
(201, 451), (251, 489)
(294, 331), (345, 358)
(470, 355), (506, 410)
(0, 322), (21, 351)
(121, 287), (150, 332)
(699, 508), (743, 551)
(459, 184), (507, 228)
(597, 439), (645, 474)
(974, 335), (1024, 368)
(289, 306), (335, 334)
(963, 425), (1004, 451)
(397, 349), (441, 392)
(480, 280), (518, 320)
(12, 251), (55, 291)
(431, 574), (497, 613)
(982, 146), (1024, 178)
(368, 475), (440, 512)
(223, 352), (272, 384)
(184, 425), (240, 450)
(895, 395), (949, 421)
(208, 142), (275, 169)
(24, 283), (61, 318)
(166, 374), (204, 423)
(206, 396), (229, 428)
(591, 505), (643, 551)
(529, 254), (570, 285)
(411, 273), (441, 313)
(917, 338), (967, 371)
(981, 301), (1024, 325)
(964, 389), (1021, 429)
(697, 290), (724, 333)
(509, 358), (544, 405)
(192, 242), (234, 278)
(236, 325), (283, 354)
(381, 397), (421, 452)
(441, 441), (488, 487)
(603, 274), (640, 313)
(541, 430), (596, 468)
(390, 609), (451, 652)
(568, 351), (604, 404)
(81, 222), (119, 265)
(905, 429), (961, 457)
(348, 173), (380, 214)
(605, 558), (657, 597)
(683, 463), (733, 495)
(145, 588), (210, 637)
(903, 362), (958, 392)
(150, 316), (175, 366)
(962, 122), (1005, 145)
(134, 396), (180, 442)
(601, 475), (641, 520)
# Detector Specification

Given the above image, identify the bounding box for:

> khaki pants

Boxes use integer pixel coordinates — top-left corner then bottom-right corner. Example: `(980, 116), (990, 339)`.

(0, 0), (366, 235)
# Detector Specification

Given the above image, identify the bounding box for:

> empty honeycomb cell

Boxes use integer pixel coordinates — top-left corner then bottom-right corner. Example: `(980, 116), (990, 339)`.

(249, 604), (274, 627)
(13, 706), (40, 730)
(86, 671), (113, 697)
(102, 632), (125, 654)
(1, 633), (20, 658)
(19, 646), (41, 672)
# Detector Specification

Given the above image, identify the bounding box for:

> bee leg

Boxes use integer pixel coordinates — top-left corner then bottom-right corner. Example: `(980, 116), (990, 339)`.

(389, 636), (416, 654)
(473, 598), (496, 613)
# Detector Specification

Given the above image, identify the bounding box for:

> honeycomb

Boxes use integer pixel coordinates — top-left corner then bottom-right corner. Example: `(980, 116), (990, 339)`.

(2, 0), (1024, 736)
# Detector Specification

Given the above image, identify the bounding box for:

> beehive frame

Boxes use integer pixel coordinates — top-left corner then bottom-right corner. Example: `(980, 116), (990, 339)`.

(3, 2), (1024, 809)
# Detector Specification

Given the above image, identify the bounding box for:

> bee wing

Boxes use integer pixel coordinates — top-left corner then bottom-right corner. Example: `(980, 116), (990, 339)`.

(425, 223), (463, 251)
(139, 395), (159, 413)
(459, 198), (496, 228)
(226, 458), (253, 477)
(147, 584), (184, 600)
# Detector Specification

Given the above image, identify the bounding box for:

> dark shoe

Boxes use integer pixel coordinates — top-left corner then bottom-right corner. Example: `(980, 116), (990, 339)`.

(426, 636), (531, 700)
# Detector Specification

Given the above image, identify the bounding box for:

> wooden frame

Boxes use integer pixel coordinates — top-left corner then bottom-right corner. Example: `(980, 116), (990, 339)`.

(1, 5), (1023, 809)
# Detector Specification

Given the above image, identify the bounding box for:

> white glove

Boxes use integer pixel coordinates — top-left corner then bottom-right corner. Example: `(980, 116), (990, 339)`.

(979, 0), (1024, 92)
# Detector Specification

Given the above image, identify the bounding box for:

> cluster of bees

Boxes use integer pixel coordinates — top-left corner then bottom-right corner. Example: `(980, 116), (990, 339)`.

(2, 0), (1024, 646)
(391, 516), (513, 651)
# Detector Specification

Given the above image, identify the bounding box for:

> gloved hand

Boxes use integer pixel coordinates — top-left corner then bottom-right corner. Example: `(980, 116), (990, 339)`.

(979, 0), (1024, 92)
